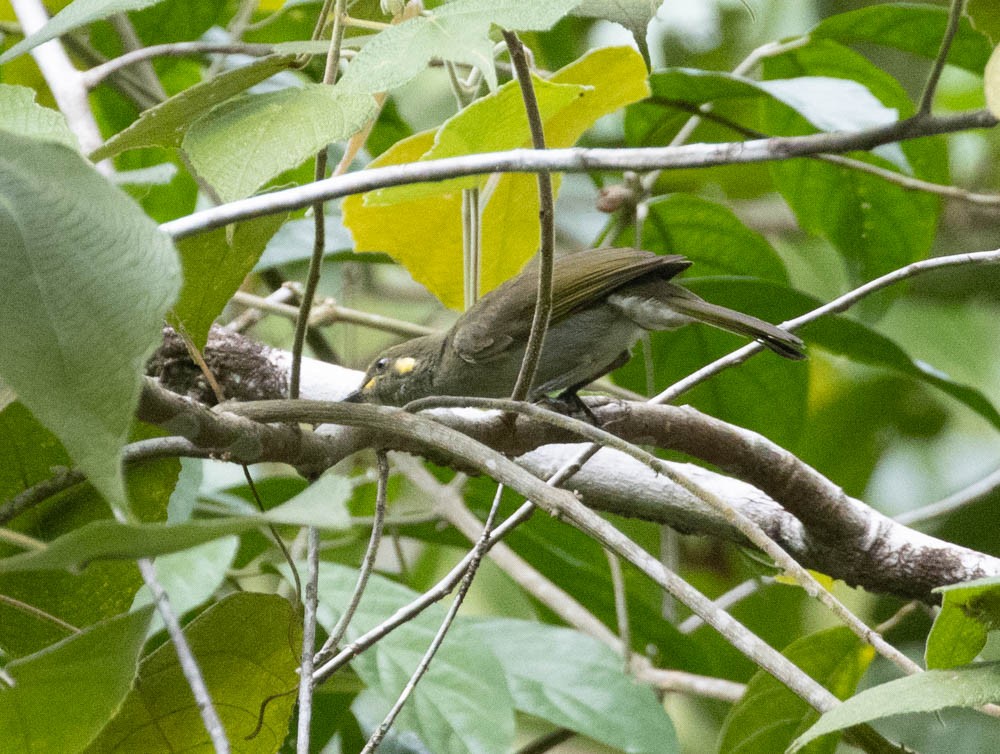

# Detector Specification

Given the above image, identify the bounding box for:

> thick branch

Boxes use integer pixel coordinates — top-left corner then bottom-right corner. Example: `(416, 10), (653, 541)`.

(141, 334), (1000, 601)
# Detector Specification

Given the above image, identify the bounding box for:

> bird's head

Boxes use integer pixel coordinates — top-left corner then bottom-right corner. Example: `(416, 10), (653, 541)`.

(347, 336), (440, 406)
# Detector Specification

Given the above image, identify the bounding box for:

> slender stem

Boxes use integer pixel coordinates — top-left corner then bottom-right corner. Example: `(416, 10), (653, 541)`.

(314, 452), (389, 664)
(502, 30), (555, 402)
(895, 467), (1000, 526)
(918, 0), (966, 115)
(678, 577), (772, 634)
(605, 550), (632, 670)
(296, 526), (321, 754)
(231, 291), (434, 338)
(82, 42), (276, 88)
(136, 553), (230, 752)
(360, 484), (505, 753)
(290, 0), (348, 399)
(10, 0), (107, 164)
(0, 593), (80, 634)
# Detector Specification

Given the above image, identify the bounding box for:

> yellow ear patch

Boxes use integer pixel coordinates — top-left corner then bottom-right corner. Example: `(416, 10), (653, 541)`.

(393, 357), (417, 375)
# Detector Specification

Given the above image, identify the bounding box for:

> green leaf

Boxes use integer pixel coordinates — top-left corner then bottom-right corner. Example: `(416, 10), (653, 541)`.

(338, 0), (584, 93)
(0, 480), (351, 574)
(86, 593), (301, 753)
(0, 406), (181, 657)
(311, 562), (516, 753)
(619, 194), (790, 284)
(801, 307), (1000, 431)
(0, 606), (154, 753)
(791, 662), (1000, 751)
(170, 213), (286, 348)
(129, 0), (227, 46)
(810, 3), (993, 74)
(0, 135), (180, 510)
(89, 55), (296, 162)
(719, 627), (874, 754)
(473, 618), (678, 753)
(927, 577), (1000, 669)
(0, 84), (77, 148)
(0, 0), (167, 64)
(183, 84), (377, 201)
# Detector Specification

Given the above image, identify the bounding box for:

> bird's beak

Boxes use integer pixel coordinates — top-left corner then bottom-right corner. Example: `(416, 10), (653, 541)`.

(342, 389), (364, 403)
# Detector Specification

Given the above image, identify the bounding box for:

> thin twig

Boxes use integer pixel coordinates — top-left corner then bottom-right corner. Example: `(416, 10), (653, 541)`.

(895, 467), (1000, 526)
(360, 484), (505, 753)
(10, 0), (108, 165)
(678, 577), (772, 634)
(314, 451), (389, 664)
(82, 42), (276, 88)
(503, 29), (555, 402)
(654, 248), (1000, 404)
(0, 593), (80, 634)
(604, 550), (632, 670)
(296, 527), (321, 753)
(136, 553), (230, 751)
(918, 0), (966, 115)
(231, 291), (434, 338)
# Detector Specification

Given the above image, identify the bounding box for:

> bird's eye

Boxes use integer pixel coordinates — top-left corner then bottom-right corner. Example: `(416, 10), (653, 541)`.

(374, 357), (390, 373)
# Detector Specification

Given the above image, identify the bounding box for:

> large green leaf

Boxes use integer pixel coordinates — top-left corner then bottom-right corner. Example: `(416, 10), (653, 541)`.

(762, 39), (945, 286)
(810, 3), (993, 74)
(89, 55), (296, 162)
(183, 84), (377, 201)
(311, 562), (516, 754)
(0, 405), (178, 657)
(338, 0), (584, 93)
(791, 662), (1000, 751)
(473, 618), (678, 753)
(926, 577), (1000, 670)
(719, 627), (873, 754)
(86, 593), (301, 752)
(0, 135), (180, 510)
(0, 0), (167, 64)
(619, 194), (790, 284)
(0, 606), (154, 753)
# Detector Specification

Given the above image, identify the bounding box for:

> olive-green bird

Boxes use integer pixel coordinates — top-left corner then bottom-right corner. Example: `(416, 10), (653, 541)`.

(350, 248), (804, 406)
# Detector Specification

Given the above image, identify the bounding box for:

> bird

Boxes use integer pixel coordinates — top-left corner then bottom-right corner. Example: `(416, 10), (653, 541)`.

(349, 247), (804, 406)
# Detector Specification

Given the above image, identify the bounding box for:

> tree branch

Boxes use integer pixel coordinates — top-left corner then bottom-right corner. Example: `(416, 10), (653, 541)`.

(159, 110), (998, 239)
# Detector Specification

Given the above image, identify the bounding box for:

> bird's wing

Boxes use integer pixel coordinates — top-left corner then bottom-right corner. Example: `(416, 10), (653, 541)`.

(549, 249), (690, 322)
(451, 249), (690, 362)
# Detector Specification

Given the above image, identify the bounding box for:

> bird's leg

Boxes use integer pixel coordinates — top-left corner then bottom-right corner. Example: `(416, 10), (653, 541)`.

(543, 350), (632, 424)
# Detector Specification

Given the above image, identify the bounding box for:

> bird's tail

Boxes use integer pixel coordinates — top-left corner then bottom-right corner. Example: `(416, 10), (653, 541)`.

(664, 289), (806, 360)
